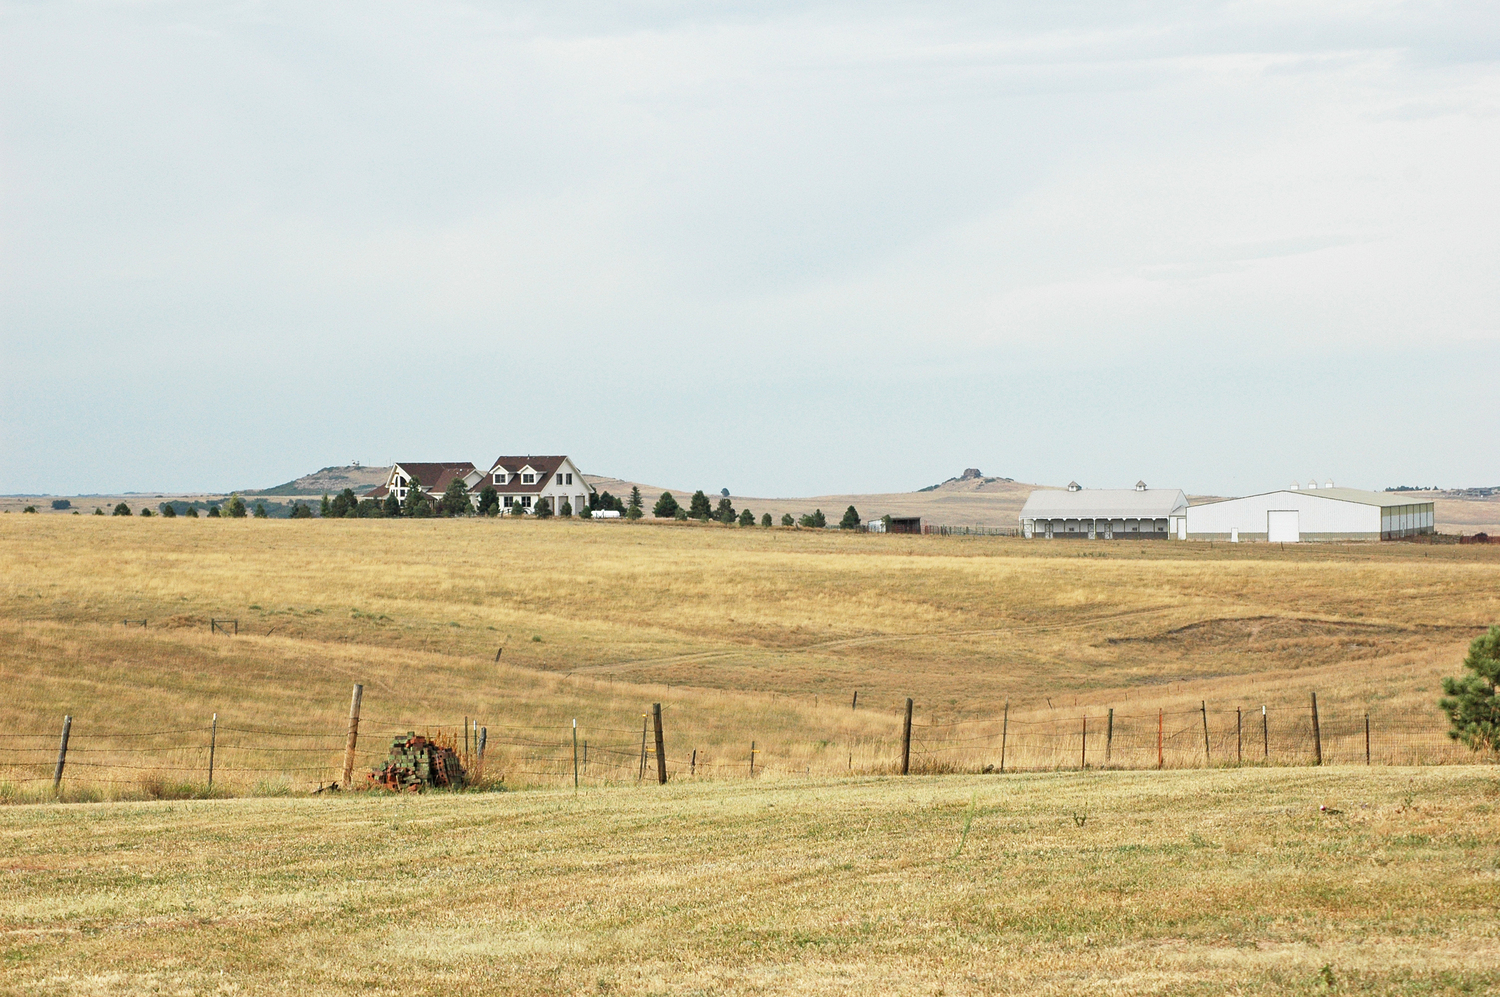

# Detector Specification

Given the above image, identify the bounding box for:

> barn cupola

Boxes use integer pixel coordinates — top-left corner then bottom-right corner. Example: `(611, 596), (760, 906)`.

(1067, 481), (1081, 492)
(1135, 480), (1147, 492)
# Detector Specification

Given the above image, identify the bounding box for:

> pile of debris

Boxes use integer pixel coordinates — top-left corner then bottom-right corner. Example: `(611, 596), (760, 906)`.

(370, 732), (466, 791)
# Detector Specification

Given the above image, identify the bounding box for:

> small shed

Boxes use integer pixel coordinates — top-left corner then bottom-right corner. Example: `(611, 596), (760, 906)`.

(888, 517), (922, 535)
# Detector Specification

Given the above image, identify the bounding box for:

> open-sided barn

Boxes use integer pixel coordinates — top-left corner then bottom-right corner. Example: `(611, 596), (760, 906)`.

(1019, 482), (1189, 540)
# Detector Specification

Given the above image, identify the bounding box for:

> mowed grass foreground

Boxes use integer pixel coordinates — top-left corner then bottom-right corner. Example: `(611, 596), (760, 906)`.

(3, 767), (1498, 995)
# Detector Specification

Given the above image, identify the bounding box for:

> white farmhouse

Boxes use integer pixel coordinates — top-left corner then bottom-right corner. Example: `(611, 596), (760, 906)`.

(471, 455), (593, 515)
(1019, 482), (1189, 540)
(1186, 482), (1434, 542)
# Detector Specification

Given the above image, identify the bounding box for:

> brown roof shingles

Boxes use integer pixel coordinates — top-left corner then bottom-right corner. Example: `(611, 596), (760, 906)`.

(471, 456), (584, 495)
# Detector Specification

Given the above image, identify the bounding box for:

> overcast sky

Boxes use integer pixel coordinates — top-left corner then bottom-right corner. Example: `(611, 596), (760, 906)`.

(2, 2), (1498, 497)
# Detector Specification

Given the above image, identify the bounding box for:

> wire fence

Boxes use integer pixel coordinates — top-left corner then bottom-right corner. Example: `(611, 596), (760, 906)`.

(0, 694), (1487, 800)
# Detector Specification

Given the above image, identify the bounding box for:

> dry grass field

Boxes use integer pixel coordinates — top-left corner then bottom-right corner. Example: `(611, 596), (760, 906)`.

(0, 515), (1496, 794)
(3, 768), (1499, 995)
(2, 516), (1499, 994)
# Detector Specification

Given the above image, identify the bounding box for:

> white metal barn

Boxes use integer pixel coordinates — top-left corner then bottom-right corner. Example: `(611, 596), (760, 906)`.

(1185, 484), (1435, 542)
(1020, 482), (1189, 539)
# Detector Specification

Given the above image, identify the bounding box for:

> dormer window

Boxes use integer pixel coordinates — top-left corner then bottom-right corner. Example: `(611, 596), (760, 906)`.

(493, 473), (506, 485)
(522, 473), (536, 484)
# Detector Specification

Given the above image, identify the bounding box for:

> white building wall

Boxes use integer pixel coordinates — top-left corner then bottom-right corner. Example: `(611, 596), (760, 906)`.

(1187, 492), (1380, 540)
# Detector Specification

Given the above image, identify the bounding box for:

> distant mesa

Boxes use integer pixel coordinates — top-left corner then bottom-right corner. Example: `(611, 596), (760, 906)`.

(247, 464), (392, 496)
(918, 468), (1015, 492)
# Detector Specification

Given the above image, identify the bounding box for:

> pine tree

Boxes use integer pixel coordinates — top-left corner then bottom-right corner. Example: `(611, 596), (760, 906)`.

(289, 502), (314, 519)
(738, 509), (754, 526)
(715, 497), (736, 524)
(227, 496), (247, 518)
(382, 491), (401, 517)
(320, 494), (333, 517)
(781, 513), (794, 526)
(402, 482), (428, 518)
(253, 502), (269, 518)
(439, 477), (472, 517)
(559, 498), (573, 518)
(689, 490), (713, 520)
(160, 503), (177, 518)
(112, 502), (132, 516)
(339, 489), (359, 517)
(535, 497), (553, 519)
(1441, 626), (1500, 752)
(185, 506), (199, 518)
(761, 513), (772, 527)
(653, 491), (680, 518)
(510, 498), (527, 516)
(207, 505), (221, 518)
(627, 486), (644, 520)
(477, 486), (500, 517)
(840, 505), (862, 530)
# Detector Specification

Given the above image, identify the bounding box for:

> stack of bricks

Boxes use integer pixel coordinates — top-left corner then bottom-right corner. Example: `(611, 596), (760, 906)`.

(371, 732), (466, 791)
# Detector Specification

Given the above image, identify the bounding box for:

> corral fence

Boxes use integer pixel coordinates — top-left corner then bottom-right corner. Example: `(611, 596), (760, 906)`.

(920, 525), (1018, 537)
(1, 687), (1487, 800)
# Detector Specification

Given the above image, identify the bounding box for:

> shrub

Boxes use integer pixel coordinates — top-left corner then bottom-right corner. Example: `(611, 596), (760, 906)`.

(761, 512), (772, 527)
(675, 508), (688, 521)
(781, 513), (794, 526)
(94, 508), (105, 516)
(227, 496), (247, 518)
(402, 485), (430, 518)
(1441, 626), (1500, 752)
(738, 509), (755, 527)
(476, 486), (500, 517)
(253, 502), (269, 519)
(288, 502), (314, 519)
(688, 490), (713, 520)
(798, 509), (827, 529)
(382, 491), (401, 518)
(50, 499), (70, 510)
(160, 503), (177, 518)
(559, 498), (572, 518)
(840, 505), (862, 530)
(207, 505), (221, 518)
(579, 505), (592, 519)
(653, 491), (680, 518)
(22, 505), (37, 513)
(185, 506), (199, 518)
(535, 497), (553, 519)
(139, 507), (153, 517)
(113, 502), (132, 516)
(357, 498), (383, 518)
(510, 499), (527, 516)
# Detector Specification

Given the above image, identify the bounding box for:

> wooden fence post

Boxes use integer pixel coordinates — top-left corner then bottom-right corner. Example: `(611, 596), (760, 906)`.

(852, 690), (858, 710)
(341, 684), (362, 788)
(749, 741), (756, 777)
(1157, 709), (1163, 769)
(901, 698), (913, 776)
(690, 748), (696, 776)
(1310, 692), (1322, 766)
(637, 715), (648, 782)
(1236, 707), (1242, 765)
(1201, 701), (1210, 765)
(478, 727), (487, 766)
(208, 712), (217, 791)
(53, 715), (72, 791)
(1262, 705), (1269, 761)
(999, 701), (1009, 773)
(652, 703), (667, 785)
(572, 719), (579, 790)
(1106, 708), (1113, 765)
(1080, 714), (1087, 769)
(1365, 711), (1371, 765)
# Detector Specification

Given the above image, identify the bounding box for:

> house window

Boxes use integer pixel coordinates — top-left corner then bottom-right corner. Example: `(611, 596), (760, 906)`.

(493, 473), (505, 485)
(522, 473), (535, 484)
(522, 496), (532, 508)
(565, 473), (572, 484)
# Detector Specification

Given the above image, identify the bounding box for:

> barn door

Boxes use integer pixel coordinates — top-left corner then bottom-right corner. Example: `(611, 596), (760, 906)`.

(1267, 510), (1300, 543)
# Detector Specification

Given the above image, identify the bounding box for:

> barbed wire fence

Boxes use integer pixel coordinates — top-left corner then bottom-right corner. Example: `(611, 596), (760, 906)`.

(0, 685), (1487, 800)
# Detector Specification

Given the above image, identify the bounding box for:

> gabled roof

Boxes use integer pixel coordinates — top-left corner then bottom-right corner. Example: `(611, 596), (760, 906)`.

(472, 455), (589, 495)
(365, 462), (475, 498)
(1192, 487), (1433, 510)
(1020, 488), (1189, 520)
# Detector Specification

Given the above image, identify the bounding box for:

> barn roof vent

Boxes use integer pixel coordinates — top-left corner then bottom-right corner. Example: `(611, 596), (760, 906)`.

(1290, 482), (1300, 490)
(1308, 479), (1319, 489)
(1325, 480), (1334, 489)
(1135, 480), (1147, 491)
(1067, 481), (1081, 492)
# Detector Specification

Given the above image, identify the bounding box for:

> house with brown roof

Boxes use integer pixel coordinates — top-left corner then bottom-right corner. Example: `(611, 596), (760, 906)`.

(366, 462), (482, 507)
(471, 455), (593, 514)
